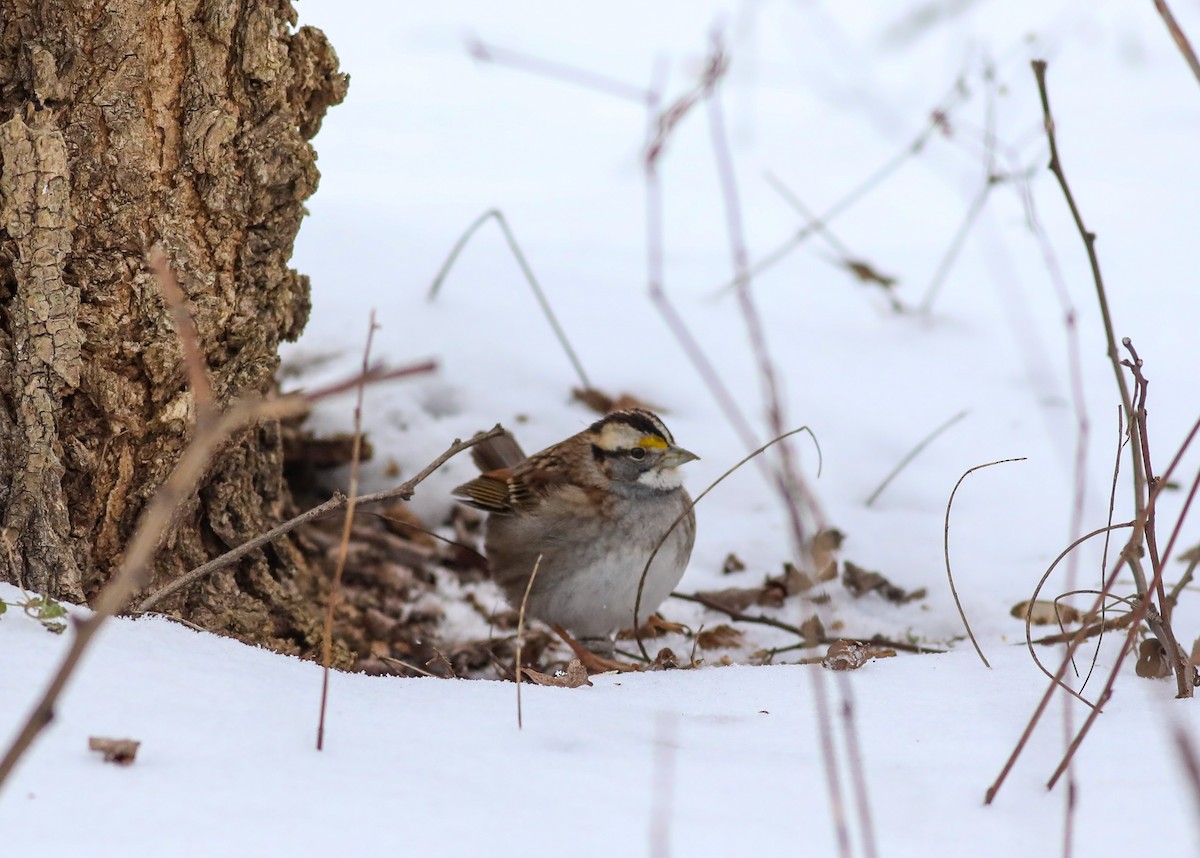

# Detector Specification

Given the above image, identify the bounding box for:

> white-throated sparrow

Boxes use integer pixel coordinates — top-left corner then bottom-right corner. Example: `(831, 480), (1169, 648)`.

(454, 409), (698, 657)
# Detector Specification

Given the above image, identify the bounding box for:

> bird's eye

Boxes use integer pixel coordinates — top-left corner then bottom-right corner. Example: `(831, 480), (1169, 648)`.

(629, 447), (646, 460)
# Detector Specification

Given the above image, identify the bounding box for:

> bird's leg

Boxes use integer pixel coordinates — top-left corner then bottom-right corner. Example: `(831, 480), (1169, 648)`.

(552, 625), (640, 674)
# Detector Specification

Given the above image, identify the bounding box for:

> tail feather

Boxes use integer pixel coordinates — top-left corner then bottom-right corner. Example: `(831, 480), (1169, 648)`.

(470, 428), (525, 472)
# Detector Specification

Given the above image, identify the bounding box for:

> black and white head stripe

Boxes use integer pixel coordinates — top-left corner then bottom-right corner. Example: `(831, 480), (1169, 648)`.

(589, 409), (674, 446)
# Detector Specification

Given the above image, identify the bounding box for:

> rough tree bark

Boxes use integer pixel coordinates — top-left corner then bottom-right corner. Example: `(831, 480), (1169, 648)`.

(0, 1), (347, 652)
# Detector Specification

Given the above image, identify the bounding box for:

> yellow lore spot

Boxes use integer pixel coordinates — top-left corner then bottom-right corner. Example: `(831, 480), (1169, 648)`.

(637, 435), (669, 450)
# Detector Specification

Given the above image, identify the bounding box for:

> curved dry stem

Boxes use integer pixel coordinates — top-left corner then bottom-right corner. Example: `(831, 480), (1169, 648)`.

(943, 457), (1027, 669)
(1023, 522), (1136, 707)
(426, 208), (592, 391)
(632, 426), (821, 660)
(515, 554), (543, 730)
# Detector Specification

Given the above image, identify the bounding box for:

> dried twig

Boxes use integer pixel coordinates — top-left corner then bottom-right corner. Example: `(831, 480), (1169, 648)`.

(1152, 0), (1200, 86)
(515, 554), (543, 730)
(1031, 60), (1149, 568)
(988, 413), (1200, 802)
(706, 35), (818, 557)
(1022, 522), (1136, 706)
(919, 66), (1000, 314)
(943, 458), (1027, 668)
(148, 245), (214, 416)
(762, 172), (900, 312)
(715, 72), (977, 297)
(316, 313), (377, 751)
(135, 425), (502, 612)
(1173, 723), (1200, 824)
(0, 399), (308, 791)
(467, 37), (652, 105)
(865, 410), (969, 507)
(669, 591), (810, 639)
(633, 426), (820, 659)
(427, 208), (592, 391)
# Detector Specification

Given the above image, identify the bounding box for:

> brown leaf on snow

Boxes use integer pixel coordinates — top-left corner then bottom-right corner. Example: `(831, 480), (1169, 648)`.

(722, 553), (746, 574)
(521, 659), (593, 688)
(759, 563), (815, 607)
(799, 614), (826, 647)
(696, 586), (761, 614)
(617, 614), (689, 640)
(647, 647), (681, 671)
(842, 259), (897, 289)
(842, 560), (926, 604)
(88, 737), (140, 765)
(1136, 638), (1172, 679)
(811, 528), (845, 581)
(1011, 600), (1082, 626)
(695, 625), (744, 650)
(572, 387), (662, 415)
(822, 640), (870, 671)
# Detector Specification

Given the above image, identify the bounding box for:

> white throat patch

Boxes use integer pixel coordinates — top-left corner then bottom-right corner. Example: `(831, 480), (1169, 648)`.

(637, 465), (683, 490)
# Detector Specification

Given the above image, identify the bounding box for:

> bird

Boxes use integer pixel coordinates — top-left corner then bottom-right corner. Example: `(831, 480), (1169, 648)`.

(453, 409), (698, 669)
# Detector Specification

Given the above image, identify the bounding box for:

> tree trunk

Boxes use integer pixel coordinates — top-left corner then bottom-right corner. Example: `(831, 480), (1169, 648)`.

(0, 0), (347, 653)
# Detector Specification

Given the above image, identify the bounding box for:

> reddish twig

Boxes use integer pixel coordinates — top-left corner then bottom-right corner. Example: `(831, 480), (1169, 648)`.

(317, 314), (378, 750)
(1151, 0), (1200, 86)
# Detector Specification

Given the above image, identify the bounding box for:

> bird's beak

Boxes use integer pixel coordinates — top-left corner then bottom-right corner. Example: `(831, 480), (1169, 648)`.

(662, 446), (699, 468)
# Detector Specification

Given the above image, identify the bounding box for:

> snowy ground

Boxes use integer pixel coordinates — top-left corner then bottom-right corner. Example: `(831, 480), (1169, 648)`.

(3, 1), (1199, 855)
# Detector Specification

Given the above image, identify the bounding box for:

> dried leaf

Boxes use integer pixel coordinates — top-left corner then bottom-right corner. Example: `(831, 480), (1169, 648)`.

(822, 640), (870, 671)
(647, 647), (680, 671)
(379, 503), (437, 548)
(696, 586), (761, 614)
(521, 659), (593, 688)
(1011, 600), (1081, 626)
(695, 625), (743, 650)
(1136, 638), (1172, 679)
(811, 528), (844, 581)
(799, 614), (826, 647)
(88, 737), (140, 765)
(842, 561), (925, 604)
(617, 614), (689, 640)
(721, 553), (746, 575)
(842, 259), (897, 289)
(758, 563), (815, 607)
(571, 388), (662, 416)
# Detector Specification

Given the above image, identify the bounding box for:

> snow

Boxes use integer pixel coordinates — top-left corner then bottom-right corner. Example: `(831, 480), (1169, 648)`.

(3, 1), (1199, 855)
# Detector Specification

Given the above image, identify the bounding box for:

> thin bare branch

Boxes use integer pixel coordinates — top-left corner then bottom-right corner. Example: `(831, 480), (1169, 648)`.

(317, 314), (377, 751)
(466, 37), (652, 105)
(1031, 59), (1149, 570)
(944, 457), (1027, 668)
(633, 426), (821, 659)
(989, 412), (1200, 802)
(1023, 522), (1137, 706)
(1173, 722), (1200, 824)
(515, 554), (543, 730)
(148, 246), (215, 416)
(136, 426), (506, 612)
(865, 410), (969, 507)
(0, 395), (307, 792)
(427, 209), (592, 391)
(1151, 0), (1200, 86)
